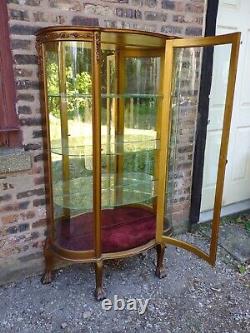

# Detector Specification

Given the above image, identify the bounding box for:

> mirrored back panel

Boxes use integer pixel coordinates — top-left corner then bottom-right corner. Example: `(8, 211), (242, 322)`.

(100, 44), (164, 253)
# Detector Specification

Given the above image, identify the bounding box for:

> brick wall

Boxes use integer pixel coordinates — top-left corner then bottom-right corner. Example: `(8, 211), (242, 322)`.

(0, 0), (207, 284)
(166, 47), (203, 234)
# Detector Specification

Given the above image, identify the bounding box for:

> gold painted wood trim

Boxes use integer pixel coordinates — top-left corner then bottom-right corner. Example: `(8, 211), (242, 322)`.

(50, 241), (156, 262)
(105, 54), (113, 185)
(154, 51), (165, 213)
(36, 26), (176, 41)
(155, 40), (174, 243)
(209, 32), (241, 265)
(114, 49), (125, 205)
(93, 32), (102, 258)
(58, 41), (71, 219)
(119, 48), (165, 58)
(121, 203), (155, 213)
(102, 240), (156, 260)
(162, 236), (210, 262)
(171, 32), (240, 48)
(36, 31), (93, 43)
(51, 243), (96, 262)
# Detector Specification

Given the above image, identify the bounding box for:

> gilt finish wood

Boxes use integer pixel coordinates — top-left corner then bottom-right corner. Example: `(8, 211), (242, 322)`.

(155, 40), (174, 243)
(36, 26), (172, 48)
(105, 54), (113, 184)
(154, 51), (165, 213)
(115, 49), (125, 206)
(36, 30), (93, 43)
(93, 31), (102, 258)
(209, 33), (240, 265)
(58, 41), (71, 221)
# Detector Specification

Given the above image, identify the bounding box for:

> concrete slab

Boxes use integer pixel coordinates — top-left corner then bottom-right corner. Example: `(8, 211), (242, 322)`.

(199, 211), (250, 264)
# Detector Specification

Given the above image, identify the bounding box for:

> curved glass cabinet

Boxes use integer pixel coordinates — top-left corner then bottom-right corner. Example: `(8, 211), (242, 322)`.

(36, 27), (240, 299)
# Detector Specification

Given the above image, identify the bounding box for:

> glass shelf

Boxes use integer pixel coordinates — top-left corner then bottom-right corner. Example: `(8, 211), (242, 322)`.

(48, 93), (163, 99)
(53, 172), (156, 211)
(50, 138), (159, 156)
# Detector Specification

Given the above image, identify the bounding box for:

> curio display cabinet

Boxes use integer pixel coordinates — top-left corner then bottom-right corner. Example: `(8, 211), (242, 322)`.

(36, 27), (240, 299)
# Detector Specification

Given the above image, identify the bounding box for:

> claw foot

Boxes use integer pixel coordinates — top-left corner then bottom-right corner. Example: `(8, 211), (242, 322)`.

(41, 271), (53, 284)
(155, 267), (167, 279)
(95, 287), (106, 301)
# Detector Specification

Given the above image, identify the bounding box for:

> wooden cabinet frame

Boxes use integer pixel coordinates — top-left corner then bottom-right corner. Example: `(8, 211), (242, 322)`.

(36, 27), (240, 299)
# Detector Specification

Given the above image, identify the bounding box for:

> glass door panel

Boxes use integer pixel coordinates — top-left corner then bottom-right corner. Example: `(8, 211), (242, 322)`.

(156, 33), (240, 264)
(45, 40), (94, 252)
(101, 46), (164, 253)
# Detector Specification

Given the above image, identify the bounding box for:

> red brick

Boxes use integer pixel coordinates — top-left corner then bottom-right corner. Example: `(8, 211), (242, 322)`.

(32, 218), (47, 228)
(34, 176), (45, 185)
(1, 214), (19, 224)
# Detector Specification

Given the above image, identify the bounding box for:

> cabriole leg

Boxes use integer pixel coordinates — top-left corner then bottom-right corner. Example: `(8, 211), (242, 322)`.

(95, 260), (105, 301)
(155, 243), (167, 278)
(41, 239), (54, 284)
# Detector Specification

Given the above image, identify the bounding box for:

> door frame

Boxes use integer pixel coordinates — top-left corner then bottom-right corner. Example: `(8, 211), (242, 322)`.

(156, 32), (240, 265)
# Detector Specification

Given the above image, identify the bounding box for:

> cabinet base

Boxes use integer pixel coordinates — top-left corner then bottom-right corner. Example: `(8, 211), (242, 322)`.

(41, 211), (172, 300)
(41, 240), (169, 300)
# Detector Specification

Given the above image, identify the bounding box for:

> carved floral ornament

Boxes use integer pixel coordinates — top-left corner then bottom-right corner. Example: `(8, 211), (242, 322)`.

(36, 31), (94, 43)
(35, 42), (43, 74)
(94, 32), (101, 63)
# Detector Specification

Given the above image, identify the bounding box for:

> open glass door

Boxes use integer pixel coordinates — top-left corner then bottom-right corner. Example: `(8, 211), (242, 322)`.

(156, 33), (240, 265)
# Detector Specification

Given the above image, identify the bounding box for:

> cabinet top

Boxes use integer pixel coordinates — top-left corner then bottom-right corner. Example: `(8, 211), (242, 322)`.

(36, 26), (176, 48)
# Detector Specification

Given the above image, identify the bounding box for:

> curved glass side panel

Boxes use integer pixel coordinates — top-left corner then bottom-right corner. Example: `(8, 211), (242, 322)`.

(45, 41), (94, 252)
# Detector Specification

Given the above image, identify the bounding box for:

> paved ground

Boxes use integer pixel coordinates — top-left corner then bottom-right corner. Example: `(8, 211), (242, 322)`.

(199, 211), (250, 264)
(0, 230), (249, 333)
